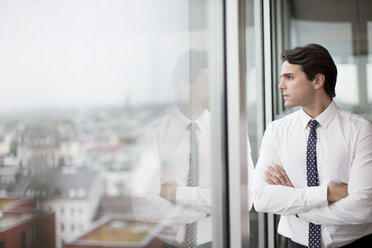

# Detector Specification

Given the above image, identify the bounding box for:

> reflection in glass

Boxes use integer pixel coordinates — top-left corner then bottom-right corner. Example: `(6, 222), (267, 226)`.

(0, 0), (222, 247)
(131, 50), (212, 247)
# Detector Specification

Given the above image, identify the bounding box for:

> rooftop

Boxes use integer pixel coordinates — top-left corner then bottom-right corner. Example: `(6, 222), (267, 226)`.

(81, 219), (154, 243)
(0, 198), (18, 211)
(0, 215), (26, 229)
(0, 197), (41, 232)
(66, 215), (163, 247)
(94, 196), (133, 221)
(11, 168), (98, 200)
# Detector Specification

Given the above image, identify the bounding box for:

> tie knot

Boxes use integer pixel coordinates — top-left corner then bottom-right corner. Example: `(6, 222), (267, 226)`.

(308, 120), (319, 130)
(188, 122), (198, 131)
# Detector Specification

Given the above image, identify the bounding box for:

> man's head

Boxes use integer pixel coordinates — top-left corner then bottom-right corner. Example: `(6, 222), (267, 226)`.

(171, 50), (209, 108)
(281, 43), (337, 98)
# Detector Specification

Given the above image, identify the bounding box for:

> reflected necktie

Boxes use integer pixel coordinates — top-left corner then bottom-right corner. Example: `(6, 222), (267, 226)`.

(307, 120), (321, 248)
(184, 122), (199, 248)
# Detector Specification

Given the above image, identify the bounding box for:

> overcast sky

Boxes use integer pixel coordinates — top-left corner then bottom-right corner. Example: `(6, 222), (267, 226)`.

(0, 0), (191, 112)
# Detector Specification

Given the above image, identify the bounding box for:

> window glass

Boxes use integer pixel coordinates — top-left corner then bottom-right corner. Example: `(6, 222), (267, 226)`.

(276, 0), (372, 121)
(0, 1), (224, 248)
(368, 21), (372, 103)
(245, 0), (261, 247)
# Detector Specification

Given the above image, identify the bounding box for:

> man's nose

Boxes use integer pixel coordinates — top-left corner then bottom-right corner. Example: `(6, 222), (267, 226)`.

(278, 79), (285, 90)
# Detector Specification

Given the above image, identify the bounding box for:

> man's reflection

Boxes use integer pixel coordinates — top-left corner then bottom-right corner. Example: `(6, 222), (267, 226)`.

(131, 50), (212, 248)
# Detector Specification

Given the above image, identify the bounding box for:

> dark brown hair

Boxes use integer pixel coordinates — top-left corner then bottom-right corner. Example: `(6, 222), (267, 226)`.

(281, 44), (337, 98)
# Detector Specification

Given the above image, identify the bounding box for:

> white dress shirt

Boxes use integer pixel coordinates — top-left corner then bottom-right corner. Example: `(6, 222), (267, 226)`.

(130, 108), (213, 246)
(253, 101), (372, 247)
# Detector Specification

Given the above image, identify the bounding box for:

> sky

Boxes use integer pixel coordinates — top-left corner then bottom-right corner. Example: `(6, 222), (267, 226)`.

(0, 0), (193, 112)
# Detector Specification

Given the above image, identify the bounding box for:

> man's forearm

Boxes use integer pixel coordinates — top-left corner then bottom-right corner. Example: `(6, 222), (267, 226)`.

(298, 191), (372, 225)
(327, 185), (348, 203)
(253, 184), (328, 215)
(175, 187), (212, 213)
(160, 183), (177, 202)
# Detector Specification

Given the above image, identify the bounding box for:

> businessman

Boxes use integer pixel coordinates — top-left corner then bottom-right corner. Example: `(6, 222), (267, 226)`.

(253, 44), (372, 248)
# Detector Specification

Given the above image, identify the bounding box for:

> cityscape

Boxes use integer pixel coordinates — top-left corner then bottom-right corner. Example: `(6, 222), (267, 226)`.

(0, 103), (172, 248)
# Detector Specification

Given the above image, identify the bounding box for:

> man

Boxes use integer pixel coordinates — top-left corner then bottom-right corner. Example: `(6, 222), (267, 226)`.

(253, 44), (372, 248)
(131, 50), (254, 248)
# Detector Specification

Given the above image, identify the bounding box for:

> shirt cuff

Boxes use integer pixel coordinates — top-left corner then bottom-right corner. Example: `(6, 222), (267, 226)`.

(175, 186), (197, 206)
(306, 185), (328, 207)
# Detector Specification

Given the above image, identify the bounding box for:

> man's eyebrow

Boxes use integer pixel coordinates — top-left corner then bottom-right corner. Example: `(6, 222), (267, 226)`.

(280, 72), (293, 78)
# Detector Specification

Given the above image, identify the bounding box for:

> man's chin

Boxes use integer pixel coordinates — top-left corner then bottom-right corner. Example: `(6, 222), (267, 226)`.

(284, 101), (296, 108)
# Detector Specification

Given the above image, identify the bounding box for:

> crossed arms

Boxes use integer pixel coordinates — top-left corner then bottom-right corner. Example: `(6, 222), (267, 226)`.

(265, 165), (348, 203)
(130, 140), (211, 224)
(252, 122), (372, 225)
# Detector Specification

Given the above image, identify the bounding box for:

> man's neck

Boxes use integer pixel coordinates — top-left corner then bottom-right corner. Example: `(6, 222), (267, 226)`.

(178, 104), (205, 121)
(302, 96), (332, 118)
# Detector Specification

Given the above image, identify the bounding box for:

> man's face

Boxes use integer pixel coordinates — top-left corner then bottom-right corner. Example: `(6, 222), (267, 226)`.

(174, 68), (209, 109)
(279, 61), (315, 108)
(190, 68), (209, 108)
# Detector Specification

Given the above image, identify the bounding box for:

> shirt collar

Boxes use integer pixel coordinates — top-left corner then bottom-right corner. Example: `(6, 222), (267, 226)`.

(173, 108), (210, 132)
(300, 100), (338, 130)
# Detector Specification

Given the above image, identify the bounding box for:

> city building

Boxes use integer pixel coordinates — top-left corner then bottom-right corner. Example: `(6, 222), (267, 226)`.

(0, 197), (55, 248)
(10, 168), (101, 248)
(0, 165), (19, 194)
(17, 125), (60, 172)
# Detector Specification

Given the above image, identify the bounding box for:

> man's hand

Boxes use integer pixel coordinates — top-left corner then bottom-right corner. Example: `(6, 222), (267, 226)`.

(160, 181), (178, 202)
(265, 165), (294, 187)
(327, 185), (348, 203)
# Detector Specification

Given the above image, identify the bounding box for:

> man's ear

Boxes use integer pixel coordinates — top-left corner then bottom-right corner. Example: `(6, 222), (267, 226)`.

(313, 73), (325, 90)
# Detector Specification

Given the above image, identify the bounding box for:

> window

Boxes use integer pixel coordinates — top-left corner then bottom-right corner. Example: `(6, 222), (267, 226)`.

(1, 0), (226, 247)
(26, 229), (32, 247)
(245, 0), (264, 247)
(273, 0), (372, 121)
(32, 226), (37, 245)
(20, 231), (25, 248)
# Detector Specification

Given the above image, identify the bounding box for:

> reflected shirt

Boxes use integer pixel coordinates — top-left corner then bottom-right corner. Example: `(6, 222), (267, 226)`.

(253, 101), (372, 248)
(131, 108), (212, 245)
